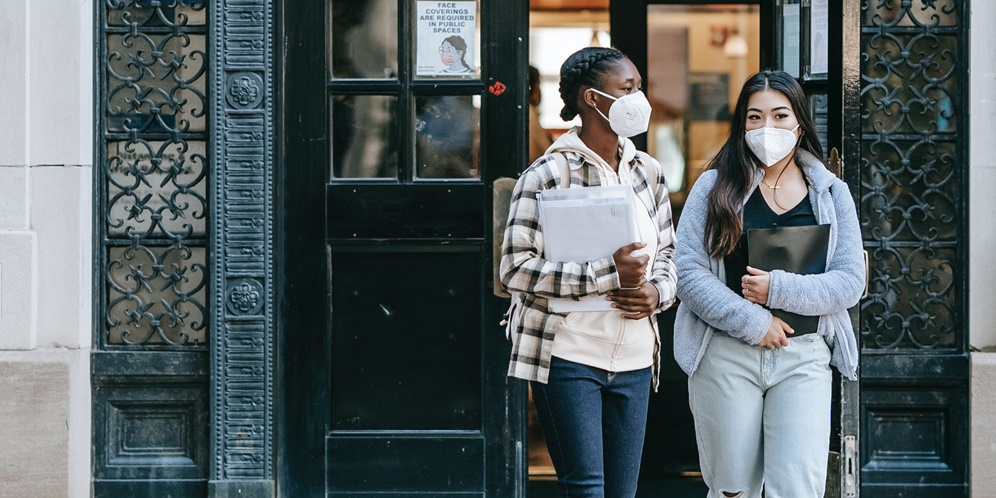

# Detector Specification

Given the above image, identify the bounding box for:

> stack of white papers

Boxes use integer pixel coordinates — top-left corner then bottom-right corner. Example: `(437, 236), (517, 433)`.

(539, 184), (637, 312)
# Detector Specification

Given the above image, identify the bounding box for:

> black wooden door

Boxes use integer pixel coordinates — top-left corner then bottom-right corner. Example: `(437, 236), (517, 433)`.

(279, 0), (528, 496)
(853, 0), (970, 496)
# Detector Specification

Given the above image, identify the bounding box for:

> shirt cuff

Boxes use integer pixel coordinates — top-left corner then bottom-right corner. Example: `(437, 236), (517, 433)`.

(594, 256), (621, 295)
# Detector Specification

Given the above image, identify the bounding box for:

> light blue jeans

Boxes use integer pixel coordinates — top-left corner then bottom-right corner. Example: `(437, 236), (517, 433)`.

(688, 332), (832, 498)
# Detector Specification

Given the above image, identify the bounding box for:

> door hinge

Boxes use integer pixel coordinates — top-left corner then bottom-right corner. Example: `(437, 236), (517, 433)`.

(829, 147), (843, 179)
(843, 435), (857, 497)
(862, 250), (870, 299)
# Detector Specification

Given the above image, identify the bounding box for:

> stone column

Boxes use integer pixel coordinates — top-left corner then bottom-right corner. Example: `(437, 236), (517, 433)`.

(0, 0), (93, 496)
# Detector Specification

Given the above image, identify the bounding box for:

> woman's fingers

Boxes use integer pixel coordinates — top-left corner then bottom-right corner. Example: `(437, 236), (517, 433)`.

(608, 292), (653, 317)
(611, 299), (650, 312)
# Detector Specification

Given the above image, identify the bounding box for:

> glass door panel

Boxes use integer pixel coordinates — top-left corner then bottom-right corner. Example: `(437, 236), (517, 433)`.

(414, 95), (481, 179)
(645, 4), (760, 217)
(330, 0), (399, 79)
(331, 94), (399, 179)
(283, 0), (524, 496)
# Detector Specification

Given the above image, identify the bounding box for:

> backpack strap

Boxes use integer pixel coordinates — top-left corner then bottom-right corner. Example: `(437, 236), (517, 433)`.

(551, 151), (571, 189)
(634, 151), (660, 199)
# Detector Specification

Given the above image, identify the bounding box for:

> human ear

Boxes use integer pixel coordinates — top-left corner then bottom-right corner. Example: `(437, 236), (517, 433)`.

(583, 89), (598, 109)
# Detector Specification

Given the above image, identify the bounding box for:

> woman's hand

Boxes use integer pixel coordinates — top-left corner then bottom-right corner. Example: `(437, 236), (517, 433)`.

(741, 266), (770, 305)
(607, 282), (660, 320)
(613, 242), (650, 289)
(756, 316), (794, 349)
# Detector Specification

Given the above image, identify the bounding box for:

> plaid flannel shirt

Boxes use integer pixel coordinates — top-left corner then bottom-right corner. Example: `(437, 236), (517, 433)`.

(499, 149), (677, 390)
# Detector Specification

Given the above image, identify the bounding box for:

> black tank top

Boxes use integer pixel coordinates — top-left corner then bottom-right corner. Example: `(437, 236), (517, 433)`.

(723, 187), (818, 294)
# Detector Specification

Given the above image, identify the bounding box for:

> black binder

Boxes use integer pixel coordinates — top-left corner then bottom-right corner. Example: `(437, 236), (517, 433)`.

(747, 224), (831, 334)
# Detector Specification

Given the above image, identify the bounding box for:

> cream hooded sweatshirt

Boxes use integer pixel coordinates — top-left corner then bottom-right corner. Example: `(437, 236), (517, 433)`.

(547, 130), (659, 373)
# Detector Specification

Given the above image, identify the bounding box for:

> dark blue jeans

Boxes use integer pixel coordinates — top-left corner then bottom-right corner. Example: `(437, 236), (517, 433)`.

(531, 356), (652, 498)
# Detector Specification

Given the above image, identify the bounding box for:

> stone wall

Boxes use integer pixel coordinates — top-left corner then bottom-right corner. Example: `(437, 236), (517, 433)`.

(970, 1), (996, 496)
(0, 0), (93, 496)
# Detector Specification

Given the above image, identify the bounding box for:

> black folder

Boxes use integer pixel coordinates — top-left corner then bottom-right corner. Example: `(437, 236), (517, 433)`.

(747, 224), (831, 334)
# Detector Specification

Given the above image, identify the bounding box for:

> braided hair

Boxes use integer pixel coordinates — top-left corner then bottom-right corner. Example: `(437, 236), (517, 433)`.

(558, 47), (628, 121)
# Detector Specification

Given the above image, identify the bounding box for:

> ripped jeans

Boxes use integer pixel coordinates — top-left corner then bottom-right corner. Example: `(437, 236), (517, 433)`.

(688, 333), (832, 498)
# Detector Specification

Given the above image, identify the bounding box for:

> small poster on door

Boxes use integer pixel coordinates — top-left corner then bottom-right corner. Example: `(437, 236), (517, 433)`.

(416, 1), (477, 77)
(810, 0), (829, 76)
(782, 3), (801, 78)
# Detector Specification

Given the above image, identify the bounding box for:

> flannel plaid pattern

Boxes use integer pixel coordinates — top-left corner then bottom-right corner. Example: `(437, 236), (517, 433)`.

(499, 150), (677, 389)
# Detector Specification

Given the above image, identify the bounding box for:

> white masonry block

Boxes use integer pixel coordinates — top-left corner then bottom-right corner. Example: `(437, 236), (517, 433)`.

(0, 351), (73, 497)
(0, 231), (37, 349)
(31, 166), (90, 349)
(27, 0), (89, 166)
(972, 353), (996, 498)
(0, 0), (29, 166)
(0, 166), (29, 230)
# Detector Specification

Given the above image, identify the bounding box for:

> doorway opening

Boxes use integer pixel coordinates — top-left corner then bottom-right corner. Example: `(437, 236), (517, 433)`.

(525, 2), (759, 496)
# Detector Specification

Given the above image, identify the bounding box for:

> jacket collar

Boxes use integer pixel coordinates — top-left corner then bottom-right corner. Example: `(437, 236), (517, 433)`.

(545, 127), (638, 171)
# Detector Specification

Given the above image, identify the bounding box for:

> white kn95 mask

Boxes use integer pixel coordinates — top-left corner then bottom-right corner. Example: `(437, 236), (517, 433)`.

(745, 125), (801, 167)
(589, 88), (653, 138)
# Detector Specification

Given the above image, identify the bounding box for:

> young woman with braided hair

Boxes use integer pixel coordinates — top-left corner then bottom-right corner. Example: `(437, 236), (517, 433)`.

(500, 47), (677, 497)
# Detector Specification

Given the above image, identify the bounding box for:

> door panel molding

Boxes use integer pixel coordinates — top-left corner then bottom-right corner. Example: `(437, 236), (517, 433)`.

(326, 434), (485, 493)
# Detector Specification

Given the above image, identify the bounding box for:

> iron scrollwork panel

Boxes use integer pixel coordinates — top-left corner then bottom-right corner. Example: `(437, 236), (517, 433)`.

(101, 0), (209, 348)
(95, 1), (213, 494)
(859, 0), (962, 352)
(106, 244), (208, 345)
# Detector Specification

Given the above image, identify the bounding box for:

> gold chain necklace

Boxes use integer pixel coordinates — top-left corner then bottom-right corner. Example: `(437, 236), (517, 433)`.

(760, 165), (791, 210)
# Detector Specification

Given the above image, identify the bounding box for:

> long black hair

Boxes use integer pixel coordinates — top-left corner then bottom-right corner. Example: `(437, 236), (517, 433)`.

(558, 47), (628, 121)
(704, 70), (825, 258)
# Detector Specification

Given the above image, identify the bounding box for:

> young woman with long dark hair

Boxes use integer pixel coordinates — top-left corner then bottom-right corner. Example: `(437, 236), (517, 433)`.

(673, 70), (864, 497)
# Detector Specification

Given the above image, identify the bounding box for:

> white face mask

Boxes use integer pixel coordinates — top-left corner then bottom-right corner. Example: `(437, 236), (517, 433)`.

(745, 124), (801, 167)
(589, 88), (652, 138)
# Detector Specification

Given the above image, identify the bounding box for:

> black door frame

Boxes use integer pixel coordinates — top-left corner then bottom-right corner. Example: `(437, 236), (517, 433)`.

(280, 0), (981, 496)
(276, 0), (327, 494)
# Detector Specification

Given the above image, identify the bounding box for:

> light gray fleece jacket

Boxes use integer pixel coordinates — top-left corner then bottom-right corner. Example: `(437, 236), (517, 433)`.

(674, 150), (864, 380)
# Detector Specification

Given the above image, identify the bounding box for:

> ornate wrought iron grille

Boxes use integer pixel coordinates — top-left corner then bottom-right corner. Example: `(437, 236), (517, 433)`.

(859, 0), (963, 351)
(99, 0), (209, 348)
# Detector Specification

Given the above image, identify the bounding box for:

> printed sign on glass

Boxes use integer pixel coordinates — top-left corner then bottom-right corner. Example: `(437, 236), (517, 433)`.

(416, 1), (477, 76)
(782, 3), (800, 78)
(810, 0), (829, 76)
